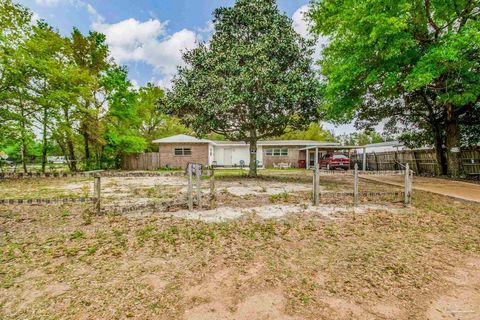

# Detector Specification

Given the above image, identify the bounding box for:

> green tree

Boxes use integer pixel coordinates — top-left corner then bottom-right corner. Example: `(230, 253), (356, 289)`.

(168, 0), (320, 176)
(0, 0), (32, 97)
(70, 28), (110, 169)
(310, 0), (480, 177)
(274, 123), (336, 141)
(339, 130), (389, 146)
(102, 66), (146, 167)
(0, 0), (34, 172)
(23, 22), (75, 172)
(136, 83), (190, 151)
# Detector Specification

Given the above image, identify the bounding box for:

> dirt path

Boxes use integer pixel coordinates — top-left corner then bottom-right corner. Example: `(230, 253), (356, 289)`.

(426, 257), (480, 320)
(360, 175), (480, 203)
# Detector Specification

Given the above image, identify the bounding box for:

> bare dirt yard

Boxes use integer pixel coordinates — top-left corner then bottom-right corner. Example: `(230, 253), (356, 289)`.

(0, 169), (479, 319)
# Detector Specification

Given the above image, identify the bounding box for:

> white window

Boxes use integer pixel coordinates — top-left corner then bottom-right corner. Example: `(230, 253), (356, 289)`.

(266, 148), (288, 156)
(174, 148), (192, 156)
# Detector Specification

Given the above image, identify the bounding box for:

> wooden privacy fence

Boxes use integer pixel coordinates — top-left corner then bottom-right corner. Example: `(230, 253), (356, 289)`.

(351, 148), (480, 176)
(122, 153), (161, 170)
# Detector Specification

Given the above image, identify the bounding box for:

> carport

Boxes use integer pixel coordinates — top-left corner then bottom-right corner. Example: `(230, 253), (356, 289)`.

(300, 145), (367, 170)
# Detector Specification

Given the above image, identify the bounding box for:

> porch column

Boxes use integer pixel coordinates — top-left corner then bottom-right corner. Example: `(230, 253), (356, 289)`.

(362, 147), (367, 171)
(314, 148), (319, 168)
(306, 149), (310, 169)
(348, 149), (352, 170)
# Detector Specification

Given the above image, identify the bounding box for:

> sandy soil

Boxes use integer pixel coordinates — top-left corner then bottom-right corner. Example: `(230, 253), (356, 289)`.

(361, 175), (480, 202)
(170, 204), (406, 223)
(427, 257), (480, 320)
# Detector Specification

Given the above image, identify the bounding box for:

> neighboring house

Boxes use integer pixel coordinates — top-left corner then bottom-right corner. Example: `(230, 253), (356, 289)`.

(357, 141), (406, 154)
(152, 134), (339, 169)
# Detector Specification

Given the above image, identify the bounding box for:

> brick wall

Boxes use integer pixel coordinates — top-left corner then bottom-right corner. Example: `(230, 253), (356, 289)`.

(159, 143), (209, 169)
(263, 146), (304, 168)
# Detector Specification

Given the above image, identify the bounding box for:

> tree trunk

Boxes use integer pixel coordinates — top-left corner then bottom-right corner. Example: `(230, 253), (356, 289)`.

(67, 137), (77, 172)
(41, 107), (48, 173)
(20, 107), (28, 174)
(248, 138), (258, 177)
(83, 131), (90, 170)
(62, 107), (77, 172)
(20, 141), (27, 173)
(432, 123), (447, 175)
(445, 104), (462, 177)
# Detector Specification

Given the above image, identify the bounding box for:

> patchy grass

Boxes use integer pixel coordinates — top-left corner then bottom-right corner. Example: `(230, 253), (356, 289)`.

(0, 177), (93, 199)
(214, 168), (306, 179)
(269, 192), (290, 203)
(0, 189), (479, 319)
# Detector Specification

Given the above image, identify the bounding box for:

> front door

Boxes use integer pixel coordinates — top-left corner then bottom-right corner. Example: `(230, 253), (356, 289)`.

(224, 148), (232, 166)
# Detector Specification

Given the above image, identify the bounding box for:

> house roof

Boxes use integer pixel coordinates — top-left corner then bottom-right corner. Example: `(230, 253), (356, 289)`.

(153, 134), (339, 147)
(152, 134), (212, 144)
(258, 140), (339, 147)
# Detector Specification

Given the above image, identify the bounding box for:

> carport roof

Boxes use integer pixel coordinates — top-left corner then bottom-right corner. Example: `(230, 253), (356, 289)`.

(299, 145), (363, 151)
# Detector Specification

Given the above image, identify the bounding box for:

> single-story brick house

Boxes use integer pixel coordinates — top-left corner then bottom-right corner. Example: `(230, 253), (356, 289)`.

(152, 134), (339, 169)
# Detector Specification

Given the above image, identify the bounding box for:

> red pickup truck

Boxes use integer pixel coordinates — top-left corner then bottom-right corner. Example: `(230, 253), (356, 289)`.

(319, 154), (351, 170)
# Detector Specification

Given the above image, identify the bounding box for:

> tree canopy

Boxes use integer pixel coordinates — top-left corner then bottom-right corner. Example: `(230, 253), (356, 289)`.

(309, 0), (480, 176)
(0, 0), (187, 172)
(168, 0), (321, 176)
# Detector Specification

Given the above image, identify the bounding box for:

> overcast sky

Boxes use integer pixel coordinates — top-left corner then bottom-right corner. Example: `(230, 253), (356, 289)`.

(17, 0), (359, 135)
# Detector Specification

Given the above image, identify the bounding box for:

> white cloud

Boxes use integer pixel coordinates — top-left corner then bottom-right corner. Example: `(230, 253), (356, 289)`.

(292, 5), (311, 38)
(85, 3), (103, 23)
(34, 0), (63, 6)
(291, 5), (329, 60)
(92, 18), (199, 88)
(93, 18), (167, 61)
(34, 0), (103, 24)
(197, 20), (214, 34)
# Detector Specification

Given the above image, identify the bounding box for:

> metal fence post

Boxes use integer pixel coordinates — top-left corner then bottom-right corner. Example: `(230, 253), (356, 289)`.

(94, 175), (101, 214)
(195, 165), (202, 209)
(313, 163), (320, 206)
(409, 167), (413, 204)
(404, 163), (410, 206)
(354, 163), (359, 206)
(209, 166), (215, 208)
(188, 164), (193, 211)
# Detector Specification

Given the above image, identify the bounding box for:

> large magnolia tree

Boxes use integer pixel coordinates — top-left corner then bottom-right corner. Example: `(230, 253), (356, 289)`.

(310, 0), (480, 177)
(168, 0), (320, 176)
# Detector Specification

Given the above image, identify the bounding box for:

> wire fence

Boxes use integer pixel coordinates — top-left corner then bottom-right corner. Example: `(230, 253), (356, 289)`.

(0, 166), (215, 214)
(311, 163), (413, 207)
